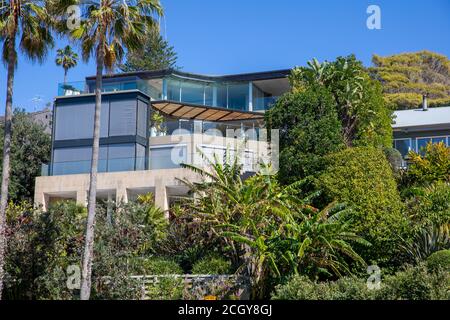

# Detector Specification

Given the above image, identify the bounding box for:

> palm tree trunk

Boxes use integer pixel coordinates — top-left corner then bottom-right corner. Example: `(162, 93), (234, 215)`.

(0, 37), (16, 300)
(64, 68), (68, 84)
(80, 45), (104, 300)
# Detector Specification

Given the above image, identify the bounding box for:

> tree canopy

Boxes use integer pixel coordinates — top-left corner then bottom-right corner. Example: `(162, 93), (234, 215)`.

(265, 86), (344, 184)
(370, 51), (450, 110)
(0, 109), (51, 202)
(120, 31), (178, 72)
(290, 55), (393, 148)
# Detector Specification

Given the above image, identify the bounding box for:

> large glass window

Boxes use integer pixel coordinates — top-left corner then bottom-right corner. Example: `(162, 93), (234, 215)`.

(216, 84), (227, 108)
(137, 100), (148, 137)
(181, 81), (204, 105)
(227, 83), (249, 111)
(417, 136), (448, 154)
(136, 144), (146, 170)
(393, 139), (412, 157)
(52, 146), (108, 175)
(167, 79), (181, 101)
(107, 143), (136, 172)
(55, 103), (93, 140)
(150, 145), (187, 169)
(109, 99), (137, 136)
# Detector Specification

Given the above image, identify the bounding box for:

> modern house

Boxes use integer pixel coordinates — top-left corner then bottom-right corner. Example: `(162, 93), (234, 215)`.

(34, 70), (450, 212)
(393, 96), (450, 159)
(34, 69), (290, 211)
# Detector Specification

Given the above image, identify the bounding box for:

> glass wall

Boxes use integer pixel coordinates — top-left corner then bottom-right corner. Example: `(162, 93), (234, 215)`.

(149, 145), (187, 169)
(109, 99), (137, 136)
(165, 77), (250, 111)
(55, 96), (148, 141)
(52, 143), (145, 175)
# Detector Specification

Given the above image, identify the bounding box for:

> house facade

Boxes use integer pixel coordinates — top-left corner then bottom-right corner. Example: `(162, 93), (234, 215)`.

(393, 99), (450, 159)
(34, 69), (290, 211)
(34, 69), (450, 211)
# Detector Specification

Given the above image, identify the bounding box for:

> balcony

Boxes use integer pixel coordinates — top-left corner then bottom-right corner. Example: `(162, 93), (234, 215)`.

(58, 76), (281, 112)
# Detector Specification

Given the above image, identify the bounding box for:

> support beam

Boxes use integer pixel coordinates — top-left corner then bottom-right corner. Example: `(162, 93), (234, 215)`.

(116, 186), (128, 204)
(76, 189), (87, 207)
(155, 177), (169, 217)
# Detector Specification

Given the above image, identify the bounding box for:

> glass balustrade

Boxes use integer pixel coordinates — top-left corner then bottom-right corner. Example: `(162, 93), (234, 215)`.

(58, 77), (280, 112)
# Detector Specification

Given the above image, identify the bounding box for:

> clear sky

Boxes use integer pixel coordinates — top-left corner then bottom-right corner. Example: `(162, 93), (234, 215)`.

(0, 0), (449, 113)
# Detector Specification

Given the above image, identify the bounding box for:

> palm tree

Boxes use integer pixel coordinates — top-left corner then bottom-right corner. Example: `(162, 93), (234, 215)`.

(0, 0), (54, 299)
(50, 0), (162, 300)
(55, 45), (78, 84)
(180, 152), (368, 298)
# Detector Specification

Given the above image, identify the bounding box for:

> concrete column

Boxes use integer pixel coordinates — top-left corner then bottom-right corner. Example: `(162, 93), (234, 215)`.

(248, 81), (253, 111)
(116, 186), (128, 204)
(76, 189), (87, 207)
(34, 190), (49, 211)
(155, 177), (169, 217)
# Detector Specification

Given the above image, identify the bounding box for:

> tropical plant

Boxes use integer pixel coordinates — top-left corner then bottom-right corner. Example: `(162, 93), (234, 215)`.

(0, 0), (54, 299)
(290, 55), (393, 148)
(55, 45), (78, 83)
(180, 153), (367, 298)
(400, 224), (450, 264)
(49, 0), (163, 300)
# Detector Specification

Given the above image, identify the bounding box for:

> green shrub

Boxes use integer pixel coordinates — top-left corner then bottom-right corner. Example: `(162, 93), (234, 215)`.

(405, 182), (450, 228)
(375, 265), (449, 300)
(265, 86), (344, 184)
(142, 257), (183, 275)
(427, 250), (450, 272)
(141, 258), (184, 300)
(271, 275), (373, 300)
(406, 142), (450, 186)
(272, 265), (449, 300)
(317, 147), (406, 263)
(191, 255), (232, 275)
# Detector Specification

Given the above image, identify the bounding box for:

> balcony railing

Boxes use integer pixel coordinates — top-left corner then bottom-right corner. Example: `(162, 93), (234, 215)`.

(42, 157), (147, 176)
(150, 120), (260, 140)
(58, 80), (161, 99)
(58, 79), (280, 112)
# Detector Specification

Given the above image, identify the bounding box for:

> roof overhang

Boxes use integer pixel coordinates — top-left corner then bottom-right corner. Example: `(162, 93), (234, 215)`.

(151, 100), (264, 122)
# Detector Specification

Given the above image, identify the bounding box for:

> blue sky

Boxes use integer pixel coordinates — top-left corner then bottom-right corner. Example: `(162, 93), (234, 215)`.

(0, 0), (449, 113)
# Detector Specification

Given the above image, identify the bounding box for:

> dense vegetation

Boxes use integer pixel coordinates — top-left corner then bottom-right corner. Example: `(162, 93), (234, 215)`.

(0, 110), (51, 202)
(1, 53), (450, 300)
(370, 51), (450, 109)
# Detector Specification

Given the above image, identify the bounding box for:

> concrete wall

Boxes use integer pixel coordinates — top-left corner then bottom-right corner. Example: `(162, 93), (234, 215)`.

(34, 133), (270, 212)
(34, 168), (200, 213)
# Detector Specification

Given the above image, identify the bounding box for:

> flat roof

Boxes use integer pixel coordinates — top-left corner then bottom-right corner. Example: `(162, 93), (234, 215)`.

(151, 100), (264, 122)
(393, 106), (450, 129)
(86, 68), (291, 82)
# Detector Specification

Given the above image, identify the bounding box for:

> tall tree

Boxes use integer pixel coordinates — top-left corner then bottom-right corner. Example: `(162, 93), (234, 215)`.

(290, 55), (393, 148)
(369, 51), (450, 110)
(51, 0), (162, 300)
(0, 0), (54, 299)
(55, 45), (78, 83)
(120, 30), (178, 72)
(0, 109), (51, 202)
